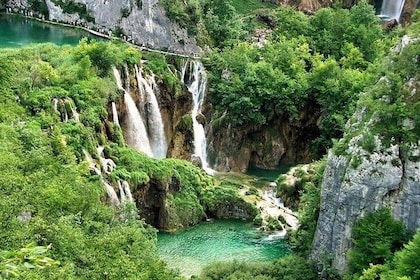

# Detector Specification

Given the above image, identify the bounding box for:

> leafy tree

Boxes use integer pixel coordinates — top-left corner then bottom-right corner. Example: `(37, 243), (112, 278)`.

(394, 230), (420, 280)
(0, 244), (59, 279)
(348, 208), (408, 276)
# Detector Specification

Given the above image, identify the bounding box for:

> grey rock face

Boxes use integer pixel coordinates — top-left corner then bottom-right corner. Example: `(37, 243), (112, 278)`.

(311, 141), (420, 273)
(11, 0), (202, 55)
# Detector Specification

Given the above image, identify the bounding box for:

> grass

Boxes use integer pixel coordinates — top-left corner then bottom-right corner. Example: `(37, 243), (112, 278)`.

(231, 0), (277, 15)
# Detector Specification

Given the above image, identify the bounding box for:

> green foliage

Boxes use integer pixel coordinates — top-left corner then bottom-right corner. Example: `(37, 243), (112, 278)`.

(27, 0), (49, 18)
(310, 0), (383, 62)
(0, 244), (59, 279)
(120, 7), (130, 18)
(52, 0), (94, 22)
(205, 1), (388, 157)
(108, 146), (214, 229)
(230, 0), (276, 15)
(159, 0), (202, 32)
(142, 52), (182, 96)
(202, 0), (245, 47)
(348, 208), (409, 276)
(245, 186), (259, 196)
(199, 255), (317, 280)
(201, 181), (258, 219)
(287, 161), (326, 255)
(358, 132), (376, 153)
(359, 231), (420, 280)
(74, 39), (140, 77)
(343, 41), (420, 153)
(0, 42), (181, 279)
(393, 230), (420, 279)
(200, 260), (273, 280)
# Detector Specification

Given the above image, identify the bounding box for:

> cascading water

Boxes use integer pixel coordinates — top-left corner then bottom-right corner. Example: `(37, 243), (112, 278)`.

(122, 180), (133, 202)
(379, 0), (406, 22)
(144, 0), (154, 33)
(84, 149), (120, 207)
(135, 65), (167, 159)
(111, 102), (120, 126)
(113, 67), (153, 157)
(181, 60), (214, 174)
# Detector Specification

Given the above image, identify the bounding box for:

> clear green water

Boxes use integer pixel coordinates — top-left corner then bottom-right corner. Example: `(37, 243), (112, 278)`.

(0, 15), (98, 48)
(157, 219), (290, 277)
(246, 164), (293, 182)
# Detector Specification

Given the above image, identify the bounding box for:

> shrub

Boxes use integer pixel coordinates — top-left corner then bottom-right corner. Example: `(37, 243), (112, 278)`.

(348, 208), (409, 276)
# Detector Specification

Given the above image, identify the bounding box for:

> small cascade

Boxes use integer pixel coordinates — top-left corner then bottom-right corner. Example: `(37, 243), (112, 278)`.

(135, 65), (167, 158)
(378, 0), (405, 22)
(71, 107), (80, 123)
(181, 60), (214, 174)
(118, 181), (126, 202)
(103, 181), (121, 207)
(144, 0), (154, 33)
(97, 146), (116, 174)
(257, 187), (299, 239)
(113, 67), (153, 157)
(52, 98), (58, 112)
(122, 180), (133, 202)
(83, 149), (102, 176)
(111, 102), (120, 126)
(84, 149), (120, 207)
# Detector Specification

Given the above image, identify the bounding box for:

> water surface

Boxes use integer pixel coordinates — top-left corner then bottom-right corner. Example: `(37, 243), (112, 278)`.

(246, 164), (292, 182)
(158, 219), (289, 277)
(0, 15), (98, 48)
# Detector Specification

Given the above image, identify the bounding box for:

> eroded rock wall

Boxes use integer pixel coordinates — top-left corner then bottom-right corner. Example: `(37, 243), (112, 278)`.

(311, 141), (420, 272)
(207, 108), (320, 172)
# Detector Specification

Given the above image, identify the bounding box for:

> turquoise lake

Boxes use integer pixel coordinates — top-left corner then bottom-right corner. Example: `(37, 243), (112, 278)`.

(158, 219), (290, 277)
(0, 15), (98, 48)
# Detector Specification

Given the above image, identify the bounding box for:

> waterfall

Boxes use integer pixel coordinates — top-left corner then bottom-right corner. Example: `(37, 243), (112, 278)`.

(118, 180), (133, 202)
(135, 65), (167, 158)
(122, 180), (133, 202)
(103, 181), (121, 207)
(118, 181), (127, 202)
(257, 187), (299, 240)
(181, 60), (214, 174)
(111, 102), (120, 126)
(113, 67), (153, 157)
(379, 0), (405, 22)
(144, 0), (154, 33)
(71, 107), (80, 123)
(84, 149), (120, 207)
(52, 98), (58, 111)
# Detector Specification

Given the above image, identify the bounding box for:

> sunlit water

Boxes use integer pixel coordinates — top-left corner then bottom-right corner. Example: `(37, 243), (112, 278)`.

(0, 15), (98, 48)
(158, 219), (290, 277)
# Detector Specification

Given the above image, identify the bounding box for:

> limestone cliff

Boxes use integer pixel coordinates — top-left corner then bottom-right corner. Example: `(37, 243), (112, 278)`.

(311, 37), (420, 273)
(207, 106), (320, 172)
(311, 143), (420, 272)
(6, 0), (202, 55)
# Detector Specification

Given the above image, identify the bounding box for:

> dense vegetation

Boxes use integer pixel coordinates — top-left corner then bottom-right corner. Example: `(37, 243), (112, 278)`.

(1, 1), (420, 279)
(204, 0), (397, 157)
(0, 38), (265, 278)
(347, 209), (409, 277)
(0, 40), (201, 279)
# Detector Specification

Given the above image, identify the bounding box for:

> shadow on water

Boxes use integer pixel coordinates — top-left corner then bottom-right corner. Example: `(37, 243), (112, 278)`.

(246, 164), (293, 182)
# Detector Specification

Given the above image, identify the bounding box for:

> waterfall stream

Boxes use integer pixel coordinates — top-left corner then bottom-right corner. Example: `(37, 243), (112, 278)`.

(135, 65), (167, 159)
(111, 102), (120, 126)
(256, 187), (299, 239)
(379, 0), (406, 22)
(181, 60), (214, 174)
(113, 67), (154, 157)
